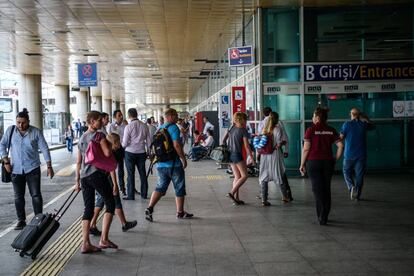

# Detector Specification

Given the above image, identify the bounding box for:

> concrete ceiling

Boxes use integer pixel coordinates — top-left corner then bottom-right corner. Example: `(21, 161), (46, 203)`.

(0, 0), (412, 108)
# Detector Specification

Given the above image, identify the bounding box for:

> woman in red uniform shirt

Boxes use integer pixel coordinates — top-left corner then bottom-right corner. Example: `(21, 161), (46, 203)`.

(299, 107), (344, 225)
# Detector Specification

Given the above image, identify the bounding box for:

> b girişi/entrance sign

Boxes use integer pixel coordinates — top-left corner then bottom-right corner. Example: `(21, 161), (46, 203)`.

(78, 63), (97, 87)
(228, 46), (253, 67)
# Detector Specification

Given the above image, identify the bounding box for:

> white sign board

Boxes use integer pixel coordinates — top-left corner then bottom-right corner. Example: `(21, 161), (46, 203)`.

(406, 101), (414, 117)
(305, 81), (414, 94)
(219, 93), (231, 142)
(393, 101), (405, 118)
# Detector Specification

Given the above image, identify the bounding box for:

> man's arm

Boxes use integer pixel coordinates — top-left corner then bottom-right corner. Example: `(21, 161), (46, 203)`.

(173, 141), (187, 169)
(360, 113), (375, 130)
(0, 126), (10, 159)
(38, 130), (54, 178)
(122, 125), (130, 149)
(335, 140), (344, 161)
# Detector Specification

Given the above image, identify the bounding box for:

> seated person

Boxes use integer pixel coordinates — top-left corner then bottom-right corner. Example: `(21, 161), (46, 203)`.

(191, 129), (214, 161)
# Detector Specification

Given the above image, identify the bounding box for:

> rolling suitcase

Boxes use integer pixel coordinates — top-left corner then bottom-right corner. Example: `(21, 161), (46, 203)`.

(11, 190), (79, 260)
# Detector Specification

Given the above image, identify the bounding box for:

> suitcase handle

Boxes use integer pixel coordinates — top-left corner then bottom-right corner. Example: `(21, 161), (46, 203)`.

(55, 190), (79, 221)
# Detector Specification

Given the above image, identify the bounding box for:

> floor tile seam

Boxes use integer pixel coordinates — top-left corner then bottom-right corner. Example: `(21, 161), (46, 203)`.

(203, 180), (259, 276)
(135, 212), (151, 276)
(262, 211), (326, 276)
(324, 231), (382, 274)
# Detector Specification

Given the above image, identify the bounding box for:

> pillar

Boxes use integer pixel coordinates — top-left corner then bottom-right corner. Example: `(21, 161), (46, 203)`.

(54, 85), (70, 113)
(91, 96), (102, 111)
(112, 100), (117, 113)
(77, 87), (89, 122)
(102, 80), (112, 115)
(90, 86), (102, 111)
(19, 74), (42, 128)
(120, 103), (126, 117)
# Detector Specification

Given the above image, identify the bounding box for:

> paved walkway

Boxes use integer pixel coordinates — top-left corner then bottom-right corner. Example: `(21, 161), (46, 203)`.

(1, 159), (414, 275)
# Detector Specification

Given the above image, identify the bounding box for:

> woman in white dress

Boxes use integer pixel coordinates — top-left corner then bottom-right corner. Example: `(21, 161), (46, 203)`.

(258, 112), (292, 206)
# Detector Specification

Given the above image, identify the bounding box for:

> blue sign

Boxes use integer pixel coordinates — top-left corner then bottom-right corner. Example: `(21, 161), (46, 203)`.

(228, 46), (253, 67)
(78, 63), (97, 87)
(305, 62), (414, 82)
(221, 95), (229, 105)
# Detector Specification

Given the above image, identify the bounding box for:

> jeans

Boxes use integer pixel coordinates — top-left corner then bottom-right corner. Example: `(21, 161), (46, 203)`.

(307, 160), (334, 223)
(343, 157), (366, 197)
(81, 171), (115, 220)
(66, 138), (73, 153)
(125, 151), (148, 199)
(114, 147), (125, 193)
(260, 173), (293, 201)
(11, 167), (42, 222)
(155, 166), (186, 197)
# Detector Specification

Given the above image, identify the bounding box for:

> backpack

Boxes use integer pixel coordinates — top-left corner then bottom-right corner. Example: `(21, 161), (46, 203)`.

(253, 133), (274, 155)
(151, 124), (178, 162)
(210, 145), (230, 163)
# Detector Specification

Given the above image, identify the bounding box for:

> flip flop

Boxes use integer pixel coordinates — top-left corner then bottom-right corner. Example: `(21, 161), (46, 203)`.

(81, 245), (102, 254)
(99, 241), (118, 249)
(227, 193), (240, 205)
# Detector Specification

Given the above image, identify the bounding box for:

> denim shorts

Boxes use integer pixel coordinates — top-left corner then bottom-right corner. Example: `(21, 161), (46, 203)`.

(229, 152), (243, 164)
(155, 167), (186, 197)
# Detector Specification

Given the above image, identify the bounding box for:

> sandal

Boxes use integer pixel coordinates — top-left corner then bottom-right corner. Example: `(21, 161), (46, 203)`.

(81, 245), (102, 254)
(262, 201), (271, 207)
(227, 193), (240, 205)
(99, 240), (118, 249)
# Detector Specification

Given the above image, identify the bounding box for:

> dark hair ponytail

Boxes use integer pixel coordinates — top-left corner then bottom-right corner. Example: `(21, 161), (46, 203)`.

(17, 108), (30, 120)
(314, 106), (330, 123)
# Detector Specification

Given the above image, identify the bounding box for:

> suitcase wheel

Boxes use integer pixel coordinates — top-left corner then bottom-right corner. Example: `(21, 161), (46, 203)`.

(31, 254), (37, 260)
(19, 252), (25, 257)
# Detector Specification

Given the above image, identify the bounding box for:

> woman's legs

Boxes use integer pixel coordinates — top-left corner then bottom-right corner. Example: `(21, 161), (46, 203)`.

(230, 161), (248, 201)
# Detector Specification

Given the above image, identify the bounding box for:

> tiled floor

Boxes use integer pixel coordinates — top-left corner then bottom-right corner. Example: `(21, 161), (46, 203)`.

(5, 159), (414, 276)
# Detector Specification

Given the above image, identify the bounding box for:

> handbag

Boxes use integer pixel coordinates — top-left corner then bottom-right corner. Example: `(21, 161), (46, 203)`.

(2, 125), (16, 183)
(210, 145), (230, 163)
(254, 134), (274, 155)
(84, 132), (117, 172)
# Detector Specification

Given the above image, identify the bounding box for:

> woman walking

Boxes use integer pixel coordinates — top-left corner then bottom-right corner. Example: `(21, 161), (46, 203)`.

(224, 112), (255, 205)
(299, 107), (343, 225)
(65, 124), (74, 153)
(74, 111), (118, 253)
(258, 112), (293, 206)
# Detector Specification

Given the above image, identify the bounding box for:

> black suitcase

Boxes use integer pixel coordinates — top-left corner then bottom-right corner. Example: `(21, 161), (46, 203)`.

(11, 190), (79, 260)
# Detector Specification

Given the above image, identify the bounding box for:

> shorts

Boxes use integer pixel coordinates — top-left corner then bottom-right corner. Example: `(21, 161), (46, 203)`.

(155, 166), (186, 197)
(229, 152), (243, 164)
(95, 176), (123, 209)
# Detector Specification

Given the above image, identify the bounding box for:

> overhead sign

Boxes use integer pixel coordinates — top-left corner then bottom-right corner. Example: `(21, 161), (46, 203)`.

(78, 63), (97, 87)
(305, 81), (414, 94)
(231, 86), (246, 114)
(228, 46), (253, 67)
(305, 62), (414, 82)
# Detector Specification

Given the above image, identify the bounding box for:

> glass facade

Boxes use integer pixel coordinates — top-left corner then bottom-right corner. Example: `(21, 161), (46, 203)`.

(190, 4), (414, 171)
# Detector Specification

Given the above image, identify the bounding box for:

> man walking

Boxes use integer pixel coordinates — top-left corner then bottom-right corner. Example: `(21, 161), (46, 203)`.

(145, 108), (193, 221)
(0, 108), (54, 230)
(122, 108), (151, 200)
(108, 110), (127, 195)
(340, 107), (375, 200)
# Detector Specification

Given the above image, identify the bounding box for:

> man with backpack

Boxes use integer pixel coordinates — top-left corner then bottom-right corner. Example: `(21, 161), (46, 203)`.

(145, 108), (193, 221)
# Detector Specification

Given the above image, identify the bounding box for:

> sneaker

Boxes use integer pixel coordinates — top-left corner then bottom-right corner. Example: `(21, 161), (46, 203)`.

(262, 201), (271, 207)
(350, 186), (355, 200)
(145, 207), (153, 222)
(122, 220), (137, 232)
(89, 227), (102, 236)
(14, 220), (26, 230)
(177, 211), (194, 219)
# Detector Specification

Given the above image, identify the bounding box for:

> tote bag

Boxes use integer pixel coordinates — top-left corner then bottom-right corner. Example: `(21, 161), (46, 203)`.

(85, 132), (117, 172)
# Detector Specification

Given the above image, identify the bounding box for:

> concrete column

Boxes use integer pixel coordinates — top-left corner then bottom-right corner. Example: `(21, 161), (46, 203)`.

(19, 74), (42, 128)
(112, 100), (117, 113)
(115, 101), (121, 111)
(102, 80), (112, 115)
(120, 103), (126, 116)
(54, 85), (70, 113)
(77, 87), (89, 122)
(91, 96), (102, 111)
(90, 86), (102, 111)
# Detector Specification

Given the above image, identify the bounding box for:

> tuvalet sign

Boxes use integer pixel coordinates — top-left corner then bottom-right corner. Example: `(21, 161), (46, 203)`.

(305, 62), (414, 82)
